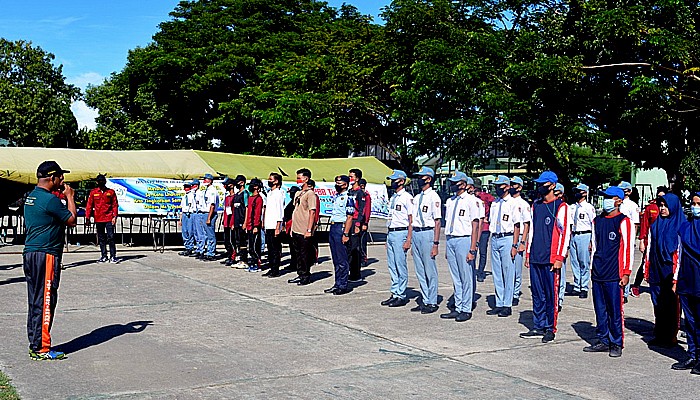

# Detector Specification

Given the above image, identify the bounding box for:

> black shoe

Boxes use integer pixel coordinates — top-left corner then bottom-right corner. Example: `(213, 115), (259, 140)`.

(498, 307), (512, 317)
(486, 307), (502, 315)
(266, 271), (280, 278)
(332, 287), (351, 295)
(579, 291), (588, 299)
(520, 329), (545, 339)
(609, 344), (622, 357)
(410, 304), (424, 312)
(477, 276), (484, 283)
(288, 276), (302, 284)
(388, 298), (409, 307)
(558, 305), (562, 313)
(381, 296), (396, 306)
(583, 342), (610, 353)
(512, 298), (520, 306)
(324, 286), (338, 294)
(624, 297), (628, 304)
(190, 252), (201, 258)
(692, 364), (700, 375)
(671, 358), (698, 370)
(472, 302), (477, 311)
(421, 304), (439, 314)
(542, 331), (555, 343)
(348, 276), (362, 282)
(297, 277), (311, 286)
(178, 250), (192, 256)
(440, 310), (460, 319)
(455, 312), (472, 322)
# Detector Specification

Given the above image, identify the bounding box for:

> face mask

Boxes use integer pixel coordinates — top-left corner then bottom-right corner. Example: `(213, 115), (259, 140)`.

(602, 199), (616, 213)
(537, 183), (552, 196)
(416, 178), (427, 188)
(495, 186), (506, 198)
(268, 181), (275, 188)
(449, 184), (461, 193)
(573, 192), (584, 201)
(349, 180), (355, 186)
(391, 180), (402, 190)
(335, 184), (344, 193)
(296, 178), (304, 185)
(203, 181), (211, 187)
(508, 188), (519, 196)
(692, 206), (700, 218)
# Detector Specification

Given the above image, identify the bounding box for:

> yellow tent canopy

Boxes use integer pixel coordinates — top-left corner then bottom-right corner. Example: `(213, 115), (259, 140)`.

(0, 148), (392, 185)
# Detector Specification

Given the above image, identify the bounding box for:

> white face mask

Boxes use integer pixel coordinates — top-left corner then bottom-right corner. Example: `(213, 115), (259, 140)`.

(602, 199), (616, 213)
(692, 205), (700, 218)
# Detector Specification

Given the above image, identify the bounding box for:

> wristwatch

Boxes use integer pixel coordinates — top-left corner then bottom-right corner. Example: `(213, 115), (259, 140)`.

(433, 241), (440, 245)
(512, 243), (519, 249)
(519, 240), (526, 245)
(307, 229), (312, 233)
(469, 249), (477, 255)
(343, 233), (349, 237)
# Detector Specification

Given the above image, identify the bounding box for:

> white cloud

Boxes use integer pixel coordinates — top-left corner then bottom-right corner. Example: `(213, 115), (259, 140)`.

(67, 72), (105, 89)
(71, 101), (98, 130)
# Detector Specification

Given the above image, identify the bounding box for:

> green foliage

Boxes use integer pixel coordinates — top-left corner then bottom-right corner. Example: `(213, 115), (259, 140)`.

(0, 38), (80, 147)
(569, 145), (631, 191)
(0, 369), (19, 400)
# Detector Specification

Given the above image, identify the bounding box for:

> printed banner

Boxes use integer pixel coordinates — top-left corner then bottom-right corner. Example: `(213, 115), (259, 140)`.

(106, 178), (389, 219)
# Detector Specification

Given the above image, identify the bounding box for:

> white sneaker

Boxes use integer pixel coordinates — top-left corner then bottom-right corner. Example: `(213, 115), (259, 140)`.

(236, 262), (248, 269)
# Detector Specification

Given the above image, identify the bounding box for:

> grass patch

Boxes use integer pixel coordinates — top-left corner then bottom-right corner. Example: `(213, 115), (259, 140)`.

(0, 370), (19, 400)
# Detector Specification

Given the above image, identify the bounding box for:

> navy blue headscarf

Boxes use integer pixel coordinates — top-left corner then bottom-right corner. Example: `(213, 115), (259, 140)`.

(650, 193), (685, 264)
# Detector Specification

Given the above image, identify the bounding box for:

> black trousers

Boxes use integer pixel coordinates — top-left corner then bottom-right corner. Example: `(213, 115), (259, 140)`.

(96, 221), (116, 258)
(292, 233), (314, 278)
(24, 251), (62, 352)
(348, 233), (362, 280)
(233, 226), (247, 262)
(650, 275), (680, 343)
(247, 229), (262, 267)
(283, 232), (298, 271)
(265, 229), (282, 272)
(223, 227), (234, 259)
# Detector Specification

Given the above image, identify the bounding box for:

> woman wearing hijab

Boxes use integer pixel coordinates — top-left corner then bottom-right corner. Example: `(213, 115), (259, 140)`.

(671, 193), (700, 374)
(644, 193), (685, 347)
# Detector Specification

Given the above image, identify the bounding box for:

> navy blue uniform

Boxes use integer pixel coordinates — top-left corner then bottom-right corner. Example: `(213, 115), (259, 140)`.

(677, 219), (700, 360)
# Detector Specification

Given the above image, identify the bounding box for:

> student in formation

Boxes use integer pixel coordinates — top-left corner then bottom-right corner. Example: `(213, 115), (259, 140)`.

(245, 179), (265, 272)
(381, 170), (413, 308)
(509, 176), (531, 307)
(440, 171), (482, 322)
(221, 178), (236, 266)
(178, 182), (196, 256)
(521, 171), (570, 343)
(569, 183), (596, 298)
(583, 186), (633, 358)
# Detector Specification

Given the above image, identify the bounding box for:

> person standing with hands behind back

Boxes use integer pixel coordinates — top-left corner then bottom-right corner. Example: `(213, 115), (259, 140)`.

(24, 161), (77, 360)
(85, 174), (119, 263)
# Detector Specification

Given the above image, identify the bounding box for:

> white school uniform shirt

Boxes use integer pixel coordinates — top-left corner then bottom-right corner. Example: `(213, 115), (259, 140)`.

(194, 188), (206, 213)
(489, 195), (521, 234)
(412, 187), (442, 228)
(264, 188), (285, 230)
(181, 191), (196, 213)
(570, 200), (596, 232)
(512, 195), (532, 226)
(444, 191), (483, 236)
(199, 185), (219, 213)
(620, 198), (640, 225)
(388, 189), (414, 229)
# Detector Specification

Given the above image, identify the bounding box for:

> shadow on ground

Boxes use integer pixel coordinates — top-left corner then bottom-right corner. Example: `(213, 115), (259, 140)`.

(0, 276), (24, 286)
(55, 321), (153, 354)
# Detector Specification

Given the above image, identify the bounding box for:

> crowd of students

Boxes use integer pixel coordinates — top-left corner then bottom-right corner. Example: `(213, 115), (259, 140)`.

(172, 167), (700, 373)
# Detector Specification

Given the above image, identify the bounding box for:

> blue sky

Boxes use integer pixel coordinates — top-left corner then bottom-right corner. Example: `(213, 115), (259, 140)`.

(1, 1), (387, 129)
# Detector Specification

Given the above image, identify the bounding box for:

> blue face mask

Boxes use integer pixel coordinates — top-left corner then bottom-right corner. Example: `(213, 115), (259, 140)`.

(602, 199), (616, 213)
(692, 205), (700, 218)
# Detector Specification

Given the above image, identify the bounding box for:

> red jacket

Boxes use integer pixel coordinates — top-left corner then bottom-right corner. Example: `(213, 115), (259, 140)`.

(86, 187), (118, 222)
(363, 190), (372, 226)
(245, 194), (263, 231)
(639, 202), (660, 244)
(223, 194), (234, 228)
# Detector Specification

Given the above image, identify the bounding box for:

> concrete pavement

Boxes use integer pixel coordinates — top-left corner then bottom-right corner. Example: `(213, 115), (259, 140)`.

(1, 241), (699, 399)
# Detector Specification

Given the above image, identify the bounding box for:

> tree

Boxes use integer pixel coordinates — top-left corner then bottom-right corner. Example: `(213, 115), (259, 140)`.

(0, 38), (80, 147)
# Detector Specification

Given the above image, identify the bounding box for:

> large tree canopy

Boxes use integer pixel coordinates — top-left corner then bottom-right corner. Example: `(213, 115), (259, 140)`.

(0, 38), (80, 147)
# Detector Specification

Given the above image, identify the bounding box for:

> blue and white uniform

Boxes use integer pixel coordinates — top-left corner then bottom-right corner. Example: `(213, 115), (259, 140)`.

(489, 192), (521, 309)
(386, 180), (414, 301)
(569, 194), (596, 294)
(411, 183), (442, 307)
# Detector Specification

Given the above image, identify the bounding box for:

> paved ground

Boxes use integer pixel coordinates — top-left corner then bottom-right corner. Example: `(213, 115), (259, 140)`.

(1, 239), (699, 399)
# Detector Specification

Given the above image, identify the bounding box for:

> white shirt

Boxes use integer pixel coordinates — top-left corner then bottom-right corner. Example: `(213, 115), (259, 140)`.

(198, 185), (218, 213)
(412, 188), (442, 228)
(489, 195), (522, 234)
(264, 188), (285, 230)
(194, 188), (206, 213)
(570, 200), (596, 232)
(444, 192), (483, 236)
(512, 196), (532, 225)
(180, 191), (194, 213)
(620, 198), (640, 224)
(388, 189), (414, 228)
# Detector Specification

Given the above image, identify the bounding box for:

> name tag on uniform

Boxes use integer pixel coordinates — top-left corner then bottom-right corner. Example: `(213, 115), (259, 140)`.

(502, 214), (509, 221)
(459, 209), (465, 216)
(225, 206), (232, 214)
(579, 213), (585, 219)
(234, 203), (241, 208)
(396, 205), (402, 211)
(422, 205), (428, 213)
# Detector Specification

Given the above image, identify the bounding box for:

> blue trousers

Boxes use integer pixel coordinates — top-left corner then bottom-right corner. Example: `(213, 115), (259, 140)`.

(570, 233), (592, 293)
(530, 263), (560, 332)
(680, 295), (700, 359)
(446, 236), (474, 313)
(386, 230), (409, 299)
(649, 278), (680, 343)
(491, 235), (515, 308)
(329, 224), (349, 290)
(181, 214), (195, 250)
(513, 234), (524, 299)
(194, 213), (207, 254)
(592, 280), (624, 347)
(477, 230), (490, 279)
(559, 257), (567, 307)
(204, 214), (217, 256)
(411, 229), (438, 305)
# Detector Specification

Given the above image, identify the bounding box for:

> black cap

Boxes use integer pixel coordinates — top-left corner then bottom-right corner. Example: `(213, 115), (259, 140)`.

(358, 178), (367, 186)
(335, 175), (350, 183)
(222, 177), (233, 186)
(37, 161), (70, 178)
(234, 174), (246, 183)
(249, 178), (263, 188)
(307, 179), (316, 188)
(183, 182), (192, 188)
(96, 174), (107, 182)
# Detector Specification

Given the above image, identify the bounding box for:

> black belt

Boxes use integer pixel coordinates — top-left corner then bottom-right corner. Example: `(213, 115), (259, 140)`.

(492, 232), (514, 238)
(196, 211), (207, 214)
(447, 234), (470, 238)
(413, 227), (434, 232)
(183, 212), (192, 217)
(388, 227), (408, 232)
(572, 230), (592, 235)
(331, 222), (344, 225)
